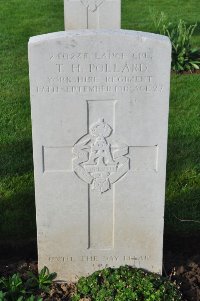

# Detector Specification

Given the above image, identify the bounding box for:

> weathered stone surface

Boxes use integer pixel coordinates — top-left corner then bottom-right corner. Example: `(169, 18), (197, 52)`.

(64, 0), (121, 29)
(28, 30), (171, 281)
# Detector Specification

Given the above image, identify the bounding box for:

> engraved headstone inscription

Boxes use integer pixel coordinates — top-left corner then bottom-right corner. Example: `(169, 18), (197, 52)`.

(28, 30), (171, 281)
(64, 0), (121, 29)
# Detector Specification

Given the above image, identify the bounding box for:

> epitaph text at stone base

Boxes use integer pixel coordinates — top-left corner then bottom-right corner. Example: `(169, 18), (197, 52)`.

(29, 30), (171, 281)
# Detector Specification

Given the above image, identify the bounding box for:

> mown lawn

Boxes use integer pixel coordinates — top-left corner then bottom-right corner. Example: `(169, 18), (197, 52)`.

(0, 0), (199, 243)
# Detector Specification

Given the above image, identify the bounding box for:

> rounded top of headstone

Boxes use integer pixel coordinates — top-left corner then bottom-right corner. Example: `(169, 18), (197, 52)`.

(90, 118), (112, 138)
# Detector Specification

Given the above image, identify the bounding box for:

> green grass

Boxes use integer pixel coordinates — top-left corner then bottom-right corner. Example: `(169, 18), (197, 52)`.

(0, 0), (199, 242)
(122, 0), (200, 46)
(166, 74), (200, 234)
(0, 0), (64, 241)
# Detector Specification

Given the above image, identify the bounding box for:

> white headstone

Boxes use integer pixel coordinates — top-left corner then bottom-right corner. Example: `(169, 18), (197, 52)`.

(64, 0), (121, 29)
(28, 30), (171, 281)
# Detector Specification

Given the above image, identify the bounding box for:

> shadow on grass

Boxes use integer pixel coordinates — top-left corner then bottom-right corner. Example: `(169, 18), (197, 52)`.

(0, 139), (33, 177)
(0, 139), (36, 251)
(165, 187), (200, 234)
(165, 136), (200, 234)
(0, 188), (36, 237)
(167, 137), (200, 175)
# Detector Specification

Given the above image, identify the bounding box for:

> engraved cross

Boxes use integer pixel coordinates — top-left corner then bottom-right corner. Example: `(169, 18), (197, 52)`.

(43, 99), (158, 250)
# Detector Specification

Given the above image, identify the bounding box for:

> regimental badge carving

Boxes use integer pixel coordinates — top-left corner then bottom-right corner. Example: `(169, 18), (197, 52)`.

(73, 119), (130, 194)
(80, 0), (104, 12)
